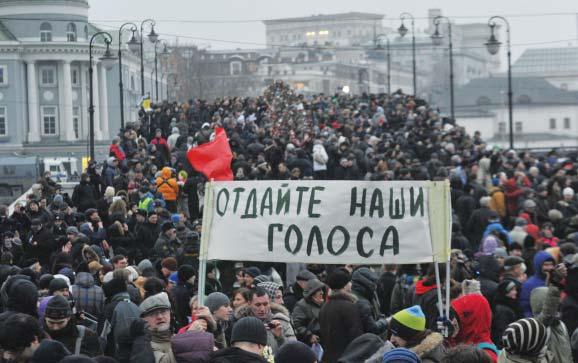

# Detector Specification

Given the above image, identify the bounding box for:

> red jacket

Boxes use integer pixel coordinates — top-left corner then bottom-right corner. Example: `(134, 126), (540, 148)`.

(109, 144), (125, 161)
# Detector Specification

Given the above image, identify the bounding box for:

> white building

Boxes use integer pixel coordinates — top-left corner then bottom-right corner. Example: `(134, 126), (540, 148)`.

(0, 0), (155, 157)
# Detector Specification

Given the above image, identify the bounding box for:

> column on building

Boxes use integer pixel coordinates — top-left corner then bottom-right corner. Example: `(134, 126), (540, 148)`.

(26, 61), (41, 142)
(79, 62), (88, 140)
(59, 60), (76, 141)
(98, 63), (109, 141)
(91, 61), (102, 140)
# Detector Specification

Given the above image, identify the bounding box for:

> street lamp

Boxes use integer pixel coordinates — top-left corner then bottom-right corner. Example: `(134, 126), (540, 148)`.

(376, 33), (392, 94)
(431, 15), (455, 121)
(486, 16), (514, 150)
(399, 12), (417, 96)
(118, 22), (137, 130)
(89, 32), (117, 161)
(154, 40), (169, 102)
(135, 19), (157, 96)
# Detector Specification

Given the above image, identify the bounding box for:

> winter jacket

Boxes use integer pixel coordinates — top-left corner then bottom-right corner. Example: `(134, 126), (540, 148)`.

(497, 350), (554, 363)
(407, 279), (441, 331)
(561, 268), (578, 343)
(492, 293), (522, 348)
(153, 233), (182, 261)
(291, 280), (324, 343)
(376, 271), (396, 316)
(71, 272), (104, 317)
(100, 291), (141, 356)
(465, 206), (495, 249)
(450, 294), (498, 362)
(312, 143), (329, 172)
(172, 282), (195, 329)
(520, 251), (554, 317)
(531, 286), (573, 363)
(319, 291), (364, 363)
(390, 274), (416, 315)
(339, 333), (386, 363)
(283, 282), (305, 313)
(0, 277), (38, 323)
(72, 180), (97, 212)
(167, 128), (180, 151)
(351, 268), (387, 335)
(25, 227), (55, 267)
(149, 329), (177, 363)
(156, 167), (179, 202)
(46, 321), (103, 357)
(367, 332), (445, 363)
(209, 347), (267, 363)
(110, 143), (126, 161)
(489, 186), (507, 219)
(479, 255), (501, 306)
(171, 331), (214, 363)
(234, 303), (295, 354)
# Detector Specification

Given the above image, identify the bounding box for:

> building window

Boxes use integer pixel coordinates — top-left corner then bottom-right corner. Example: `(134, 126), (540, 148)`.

(73, 107), (80, 139)
(71, 68), (79, 86)
(515, 121), (523, 133)
(40, 66), (56, 86)
(67, 23), (77, 42)
(564, 117), (571, 129)
(0, 107), (6, 136)
(84, 25), (89, 40)
(42, 106), (57, 135)
(0, 65), (6, 85)
(131, 74), (135, 90)
(40, 22), (52, 42)
(230, 61), (242, 75)
(549, 118), (556, 130)
(498, 122), (506, 133)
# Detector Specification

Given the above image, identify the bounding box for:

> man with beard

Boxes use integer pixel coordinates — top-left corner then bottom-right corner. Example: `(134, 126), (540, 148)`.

(0, 313), (43, 363)
(43, 295), (102, 357)
(139, 292), (176, 363)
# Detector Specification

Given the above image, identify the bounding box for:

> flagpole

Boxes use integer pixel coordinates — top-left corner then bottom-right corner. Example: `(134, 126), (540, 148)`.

(197, 180), (214, 306)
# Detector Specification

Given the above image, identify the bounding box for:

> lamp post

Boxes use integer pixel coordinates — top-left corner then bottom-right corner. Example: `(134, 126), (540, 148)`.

(118, 22), (138, 130)
(375, 33), (391, 94)
(160, 72), (166, 102)
(89, 32), (117, 161)
(154, 40), (169, 102)
(138, 19), (158, 96)
(485, 16), (513, 150)
(431, 15), (455, 121)
(399, 12), (417, 96)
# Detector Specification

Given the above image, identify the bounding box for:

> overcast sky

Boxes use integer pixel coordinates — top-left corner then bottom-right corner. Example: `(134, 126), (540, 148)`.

(88, 0), (578, 67)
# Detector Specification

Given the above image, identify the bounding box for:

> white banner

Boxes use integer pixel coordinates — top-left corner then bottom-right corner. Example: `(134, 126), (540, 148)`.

(201, 180), (451, 265)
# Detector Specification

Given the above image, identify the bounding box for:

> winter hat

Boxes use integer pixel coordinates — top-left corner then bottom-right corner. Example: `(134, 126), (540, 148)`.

(48, 278), (69, 295)
(503, 318), (549, 356)
(38, 274), (55, 290)
(563, 187), (575, 197)
(493, 248), (508, 259)
(161, 221), (176, 233)
(171, 214), (181, 224)
(326, 267), (351, 290)
(390, 305), (426, 341)
(253, 275), (271, 285)
(275, 341), (317, 363)
(382, 348), (421, 363)
(498, 279), (518, 296)
(30, 339), (71, 363)
(548, 209), (563, 221)
(504, 256), (525, 269)
(177, 264), (195, 283)
(515, 218), (528, 227)
(44, 295), (72, 319)
(140, 292), (171, 317)
(161, 257), (177, 272)
(304, 279), (326, 299)
(205, 292), (230, 313)
(57, 268), (75, 285)
(138, 259), (154, 272)
(66, 226), (79, 235)
(523, 199), (537, 209)
(462, 279), (482, 295)
(481, 236), (499, 255)
(230, 316), (268, 346)
(296, 269), (317, 281)
(258, 281), (282, 300)
(244, 266), (261, 278)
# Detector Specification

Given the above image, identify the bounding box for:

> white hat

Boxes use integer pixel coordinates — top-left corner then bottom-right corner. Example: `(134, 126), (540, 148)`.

(563, 187), (575, 197)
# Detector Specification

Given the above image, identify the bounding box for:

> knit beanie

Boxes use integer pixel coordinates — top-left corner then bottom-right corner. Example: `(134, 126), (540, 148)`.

(30, 340), (71, 363)
(326, 267), (351, 290)
(461, 279), (482, 295)
(390, 305), (426, 341)
(253, 275), (271, 285)
(205, 292), (230, 313)
(257, 281), (282, 300)
(44, 295), (72, 320)
(275, 341), (317, 363)
(48, 278), (69, 295)
(178, 264), (196, 283)
(168, 272), (178, 285)
(231, 317), (268, 345)
(382, 348), (421, 363)
(502, 318), (550, 356)
(244, 266), (261, 278)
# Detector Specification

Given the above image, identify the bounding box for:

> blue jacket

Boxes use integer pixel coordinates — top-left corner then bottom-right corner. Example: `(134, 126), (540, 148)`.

(482, 222), (512, 244)
(520, 251), (554, 317)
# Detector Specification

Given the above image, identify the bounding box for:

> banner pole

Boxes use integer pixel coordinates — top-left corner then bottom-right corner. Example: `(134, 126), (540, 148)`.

(197, 180), (214, 306)
(433, 259), (444, 319)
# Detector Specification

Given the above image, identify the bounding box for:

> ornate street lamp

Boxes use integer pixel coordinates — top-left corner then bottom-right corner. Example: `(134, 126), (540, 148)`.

(118, 22), (137, 129)
(399, 13), (417, 96)
(431, 16), (455, 121)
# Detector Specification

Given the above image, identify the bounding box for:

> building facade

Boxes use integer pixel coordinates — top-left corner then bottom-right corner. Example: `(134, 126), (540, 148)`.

(0, 0), (155, 157)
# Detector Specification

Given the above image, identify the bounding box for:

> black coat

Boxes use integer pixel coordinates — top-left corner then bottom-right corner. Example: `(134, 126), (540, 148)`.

(209, 347), (267, 363)
(492, 301), (519, 349)
(319, 291), (364, 363)
(283, 282), (304, 313)
(172, 282), (195, 329)
(292, 297), (322, 343)
(72, 181), (97, 212)
(377, 271), (396, 316)
(26, 227), (55, 266)
(465, 207), (494, 248)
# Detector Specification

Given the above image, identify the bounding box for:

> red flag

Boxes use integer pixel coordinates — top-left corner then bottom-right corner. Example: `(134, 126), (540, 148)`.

(187, 128), (234, 181)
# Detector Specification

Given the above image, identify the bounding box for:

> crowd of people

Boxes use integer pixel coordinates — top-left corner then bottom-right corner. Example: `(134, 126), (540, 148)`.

(0, 80), (578, 363)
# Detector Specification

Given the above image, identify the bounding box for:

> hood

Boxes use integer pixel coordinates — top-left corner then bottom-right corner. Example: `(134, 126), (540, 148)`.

(451, 294), (492, 345)
(304, 279), (326, 300)
(6, 278), (38, 316)
(337, 333), (384, 363)
(138, 259), (154, 272)
(478, 255), (500, 282)
(161, 167), (172, 179)
(74, 272), (95, 288)
(351, 267), (378, 298)
(79, 223), (92, 235)
(415, 279), (437, 296)
(530, 286), (549, 316)
(411, 332), (444, 358)
(171, 127), (180, 135)
(533, 251), (554, 279)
